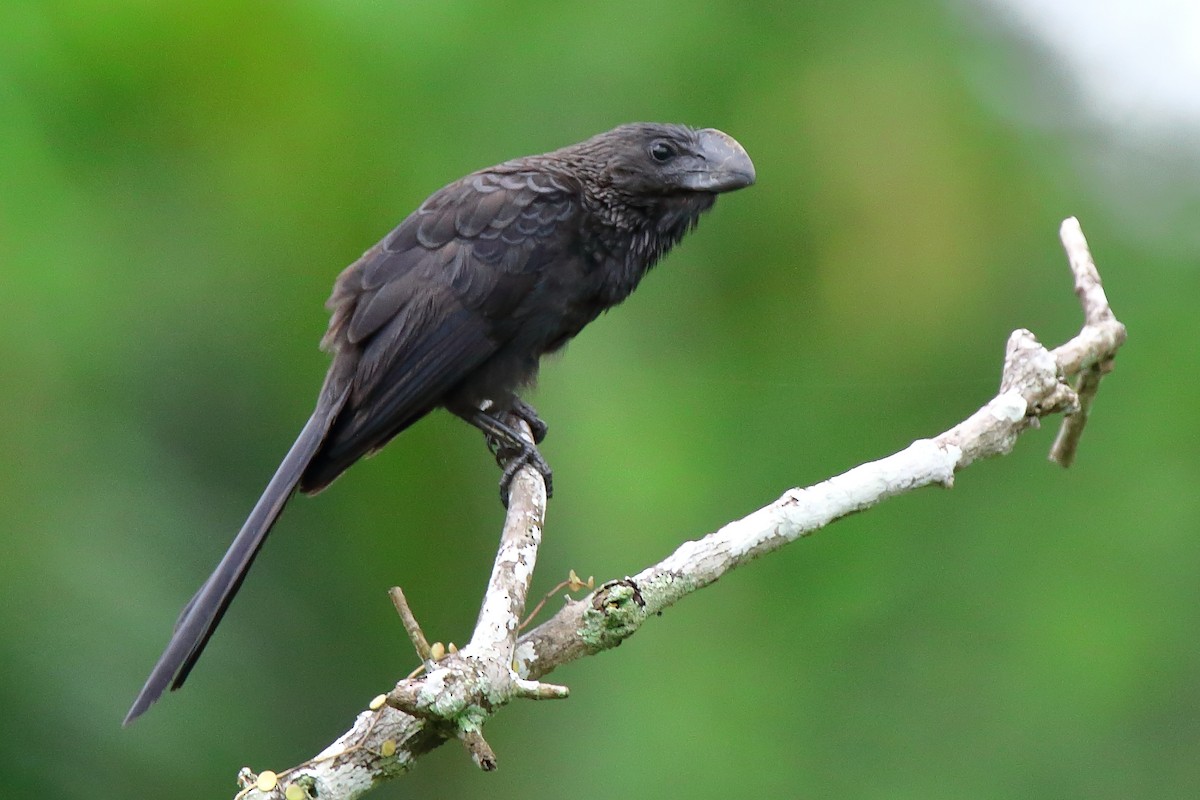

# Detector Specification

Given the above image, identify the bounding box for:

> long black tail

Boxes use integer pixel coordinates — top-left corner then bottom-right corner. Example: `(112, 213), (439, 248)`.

(124, 381), (350, 725)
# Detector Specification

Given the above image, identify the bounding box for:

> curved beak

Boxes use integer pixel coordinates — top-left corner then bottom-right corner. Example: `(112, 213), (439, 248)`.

(683, 128), (756, 193)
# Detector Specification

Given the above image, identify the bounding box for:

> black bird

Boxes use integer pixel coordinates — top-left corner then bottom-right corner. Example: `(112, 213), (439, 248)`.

(125, 123), (755, 724)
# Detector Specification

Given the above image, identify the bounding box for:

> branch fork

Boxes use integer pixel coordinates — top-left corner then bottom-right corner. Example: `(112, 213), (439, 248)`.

(383, 420), (565, 768)
(234, 218), (1126, 800)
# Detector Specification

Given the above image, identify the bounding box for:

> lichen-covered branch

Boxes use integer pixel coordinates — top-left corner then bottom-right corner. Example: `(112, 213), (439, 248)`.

(234, 424), (557, 800)
(515, 217), (1125, 679)
(233, 218), (1126, 800)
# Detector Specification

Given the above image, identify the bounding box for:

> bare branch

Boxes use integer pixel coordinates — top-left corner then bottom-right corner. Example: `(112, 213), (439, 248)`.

(233, 218), (1127, 800)
(388, 587), (433, 663)
(1048, 217), (1127, 466)
(235, 423), (551, 799)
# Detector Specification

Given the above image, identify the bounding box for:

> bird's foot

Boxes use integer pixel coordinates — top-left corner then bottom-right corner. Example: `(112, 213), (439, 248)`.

(509, 398), (548, 444)
(463, 406), (554, 506)
(496, 439), (553, 507)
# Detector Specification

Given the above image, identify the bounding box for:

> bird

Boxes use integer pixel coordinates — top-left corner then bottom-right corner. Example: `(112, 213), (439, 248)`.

(125, 122), (755, 724)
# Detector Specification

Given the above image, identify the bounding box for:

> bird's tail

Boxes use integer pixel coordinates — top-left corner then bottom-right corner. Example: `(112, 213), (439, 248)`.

(123, 379), (351, 725)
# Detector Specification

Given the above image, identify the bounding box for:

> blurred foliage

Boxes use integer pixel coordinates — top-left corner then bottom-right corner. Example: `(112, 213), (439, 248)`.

(1, 1), (1197, 798)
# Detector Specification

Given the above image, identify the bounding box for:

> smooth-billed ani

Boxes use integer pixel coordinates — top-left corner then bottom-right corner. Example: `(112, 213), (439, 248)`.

(125, 123), (755, 724)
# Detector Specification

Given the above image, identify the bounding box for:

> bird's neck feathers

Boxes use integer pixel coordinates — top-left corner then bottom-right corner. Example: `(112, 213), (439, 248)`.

(520, 138), (719, 304)
(587, 190), (716, 306)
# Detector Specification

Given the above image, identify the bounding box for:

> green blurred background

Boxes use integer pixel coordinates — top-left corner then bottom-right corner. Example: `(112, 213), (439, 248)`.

(2, 1), (1197, 797)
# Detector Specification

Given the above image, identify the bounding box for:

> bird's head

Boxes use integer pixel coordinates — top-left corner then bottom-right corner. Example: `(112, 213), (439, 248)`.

(582, 123), (756, 200)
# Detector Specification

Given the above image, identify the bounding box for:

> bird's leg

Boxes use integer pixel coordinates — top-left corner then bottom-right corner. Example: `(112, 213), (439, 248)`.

(464, 407), (554, 506)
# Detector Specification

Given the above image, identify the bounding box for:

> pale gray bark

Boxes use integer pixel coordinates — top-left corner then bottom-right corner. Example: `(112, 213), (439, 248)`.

(234, 218), (1126, 800)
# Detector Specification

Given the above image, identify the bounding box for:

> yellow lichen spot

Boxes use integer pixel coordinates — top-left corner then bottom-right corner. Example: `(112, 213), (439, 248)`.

(381, 739), (396, 757)
(430, 642), (446, 660)
(285, 785), (306, 800)
(368, 693), (388, 711)
(255, 770), (278, 792)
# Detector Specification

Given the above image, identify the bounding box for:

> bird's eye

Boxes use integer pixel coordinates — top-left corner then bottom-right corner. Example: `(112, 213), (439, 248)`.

(649, 141), (676, 162)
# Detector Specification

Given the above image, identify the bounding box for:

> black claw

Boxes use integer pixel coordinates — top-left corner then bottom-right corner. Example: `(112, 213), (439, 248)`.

(497, 440), (553, 507)
(510, 399), (549, 444)
(461, 405), (553, 508)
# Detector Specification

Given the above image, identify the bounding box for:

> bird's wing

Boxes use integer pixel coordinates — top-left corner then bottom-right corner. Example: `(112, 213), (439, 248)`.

(126, 170), (582, 723)
(300, 168), (580, 491)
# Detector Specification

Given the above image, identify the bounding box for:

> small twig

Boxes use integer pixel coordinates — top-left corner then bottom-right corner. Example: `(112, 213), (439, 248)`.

(520, 570), (595, 630)
(459, 729), (497, 771)
(388, 587), (433, 662)
(513, 678), (570, 700)
(1049, 361), (1108, 467)
(1060, 216), (1116, 329)
(1047, 217), (1127, 466)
